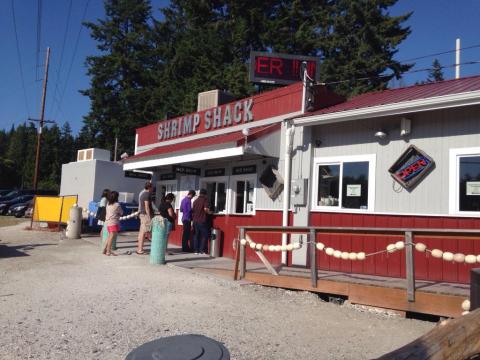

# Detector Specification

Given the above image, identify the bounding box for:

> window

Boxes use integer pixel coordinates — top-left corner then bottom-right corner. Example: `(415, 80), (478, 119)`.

(450, 147), (480, 214)
(313, 155), (375, 212)
(231, 175), (256, 214)
(200, 177), (227, 214)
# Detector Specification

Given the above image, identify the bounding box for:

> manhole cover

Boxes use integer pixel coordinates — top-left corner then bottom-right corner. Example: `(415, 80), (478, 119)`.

(125, 334), (230, 360)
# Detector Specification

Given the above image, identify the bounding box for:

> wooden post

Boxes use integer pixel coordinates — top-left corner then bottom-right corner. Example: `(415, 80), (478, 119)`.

(310, 229), (317, 288)
(233, 238), (240, 280)
(405, 231), (415, 302)
(239, 228), (245, 279)
(471, 268), (480, 311)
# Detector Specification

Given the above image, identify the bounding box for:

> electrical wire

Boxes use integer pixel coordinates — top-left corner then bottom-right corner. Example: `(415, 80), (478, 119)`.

(51, 0), (73, 119)
(11, 0), (31, 116)
(54, 0), (91, 120)
(399, 44), (480, 63)
(35, 0), (43, 81)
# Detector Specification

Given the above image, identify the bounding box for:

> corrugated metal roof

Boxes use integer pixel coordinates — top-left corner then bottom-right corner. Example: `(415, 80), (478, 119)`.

(306, 75), (480, 116)
(126, 123), (280, 162)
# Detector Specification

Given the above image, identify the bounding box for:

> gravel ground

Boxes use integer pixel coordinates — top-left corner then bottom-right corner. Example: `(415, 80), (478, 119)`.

(0, 222), (434, 360)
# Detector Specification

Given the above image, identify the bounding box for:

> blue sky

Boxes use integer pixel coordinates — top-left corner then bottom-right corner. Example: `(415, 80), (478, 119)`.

(1, 0), (480, 134)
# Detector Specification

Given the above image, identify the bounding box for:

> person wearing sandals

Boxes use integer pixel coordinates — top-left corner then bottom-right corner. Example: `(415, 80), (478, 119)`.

(103, 191), (123, 256)
(159, 193), (176, 253)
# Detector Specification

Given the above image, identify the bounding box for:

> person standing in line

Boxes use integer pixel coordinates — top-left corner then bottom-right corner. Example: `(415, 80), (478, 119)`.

(180, 190), (196, 252)
(103, 191), (123, 256)
(191, 189), (212, 255)
(137, 182), (154, 255)
(96, 189), (110, 236)
(159, 193), (176, 251)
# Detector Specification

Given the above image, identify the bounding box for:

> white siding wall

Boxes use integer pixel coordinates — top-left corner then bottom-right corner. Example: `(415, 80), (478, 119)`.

(309, 105), (480, 215)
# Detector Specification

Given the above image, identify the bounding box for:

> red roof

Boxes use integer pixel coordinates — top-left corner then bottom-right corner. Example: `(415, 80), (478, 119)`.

(126, 123), (280, 162)
(306, 75), (480, 117)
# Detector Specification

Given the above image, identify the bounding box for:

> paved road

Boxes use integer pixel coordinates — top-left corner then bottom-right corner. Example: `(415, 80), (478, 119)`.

(0, 222), (434, 359)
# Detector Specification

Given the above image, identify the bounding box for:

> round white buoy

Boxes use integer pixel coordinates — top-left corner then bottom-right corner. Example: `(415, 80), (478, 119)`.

(333, 250), (342, 258)
(263, 245), (269, 252)
(431, 249), (443, 258)
(341, 252), (349, 260)
(442, 252), (454, 262)
(293, 243), (301, 250)
(280, 244), (288, 251)
(415, 243), (427, 252)
(316, 242), (325, 251)
(357, 252), (366, 260)
(268, 245), (275, 252)
(325, 247), (334, 256)
(465, 255), (476, 264)
(274, 245), (282, 252)
(239, 238), (247, 246)
(395, 241), (405, 250)
(453, 253), (465, 263)
(477, 255), (480, 263)
(256, 243), (263, 251)
(462, 299), (470, 311)
(386, 244), (396, 253)
(249, 242), (256, 249)
(286, 244), (294, 251)
(348, 252), (357, 260)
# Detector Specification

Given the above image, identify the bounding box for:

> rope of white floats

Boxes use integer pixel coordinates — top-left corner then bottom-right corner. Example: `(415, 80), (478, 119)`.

(82, 208), (140, 221)
(240, 237), (480, 264)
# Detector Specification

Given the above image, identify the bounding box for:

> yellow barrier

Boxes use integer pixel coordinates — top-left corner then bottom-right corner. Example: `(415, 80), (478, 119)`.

(32, 195), (78, 224)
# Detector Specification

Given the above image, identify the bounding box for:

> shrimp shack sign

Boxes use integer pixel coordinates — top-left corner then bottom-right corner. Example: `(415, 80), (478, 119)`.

(135, 83), (304, 149)
(158, 99), (253, 140)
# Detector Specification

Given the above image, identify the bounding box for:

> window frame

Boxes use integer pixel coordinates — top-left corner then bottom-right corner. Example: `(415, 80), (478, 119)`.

(229, 174), (257, 215)
(312, 154), (376, 213)
(449, 147), (480, 215)
(199, 176), (229, 215)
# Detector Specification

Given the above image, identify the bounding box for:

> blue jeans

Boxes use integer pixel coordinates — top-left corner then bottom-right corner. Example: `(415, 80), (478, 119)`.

(193, 222), (209, 253)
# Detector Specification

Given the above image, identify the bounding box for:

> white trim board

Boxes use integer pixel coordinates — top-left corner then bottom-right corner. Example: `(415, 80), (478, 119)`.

(293, 90), (480, 127)
(449, 146), (480, 215)
(136, 110), (302, 153)
(124, 146), (244, 171)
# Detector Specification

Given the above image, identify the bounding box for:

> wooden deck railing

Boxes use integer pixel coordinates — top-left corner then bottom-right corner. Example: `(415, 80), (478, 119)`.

(235, 226), (480, 303)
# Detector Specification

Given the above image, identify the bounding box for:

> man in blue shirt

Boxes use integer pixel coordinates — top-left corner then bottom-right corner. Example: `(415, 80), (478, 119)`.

(180, 190), (196, 252)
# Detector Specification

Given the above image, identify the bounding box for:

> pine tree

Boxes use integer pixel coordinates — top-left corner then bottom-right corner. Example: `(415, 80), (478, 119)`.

(81, 0), (156, 155)
(427, 59), (444, 82)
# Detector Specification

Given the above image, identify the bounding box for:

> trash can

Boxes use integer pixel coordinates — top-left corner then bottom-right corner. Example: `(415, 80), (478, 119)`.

(66, 204), (82, 239)
(210, 228), (222, 257)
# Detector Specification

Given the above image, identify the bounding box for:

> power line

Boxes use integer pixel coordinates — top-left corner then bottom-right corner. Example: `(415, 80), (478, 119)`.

(35, 0), (43, 81)
(11, 0), (31, 116)
(399, 44), (480, 63)
(54, 0), (91, 120)
(51, 0), (73, 119)
(321, 60), (480, 86)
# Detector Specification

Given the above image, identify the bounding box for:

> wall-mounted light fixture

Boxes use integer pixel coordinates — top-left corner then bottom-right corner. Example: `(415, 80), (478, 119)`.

(374, 130), (388, 139)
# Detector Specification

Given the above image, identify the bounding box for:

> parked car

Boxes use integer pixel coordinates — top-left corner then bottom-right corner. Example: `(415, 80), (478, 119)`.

(0, 195), (34, 215)
(0, 189), (13, 197)
(0, 189), (57, 202)
(8, 199), (33, 217)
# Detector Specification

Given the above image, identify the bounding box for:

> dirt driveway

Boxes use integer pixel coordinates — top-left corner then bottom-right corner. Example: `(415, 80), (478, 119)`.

(0, 222), (434, 359)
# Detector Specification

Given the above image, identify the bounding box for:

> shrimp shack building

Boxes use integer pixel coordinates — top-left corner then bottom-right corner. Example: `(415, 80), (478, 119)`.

(124, 74), (480, 303)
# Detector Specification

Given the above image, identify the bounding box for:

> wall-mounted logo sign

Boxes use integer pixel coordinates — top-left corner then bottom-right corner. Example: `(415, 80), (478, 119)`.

(388, 145), (435, 189)
(124, 171), (151, 180)
(205, 168), (225, 177)
(160, 173), (176, 181)
(249, 51), (320, 85)
(172, 165), (201, 176)
(233, 165), (257, 175)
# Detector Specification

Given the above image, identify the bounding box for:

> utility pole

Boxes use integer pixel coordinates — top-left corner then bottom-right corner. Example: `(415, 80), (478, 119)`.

(32, 47), (51, 191)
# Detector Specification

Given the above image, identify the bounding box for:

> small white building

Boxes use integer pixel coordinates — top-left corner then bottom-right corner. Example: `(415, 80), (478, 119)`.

(60, 148), (149, 209)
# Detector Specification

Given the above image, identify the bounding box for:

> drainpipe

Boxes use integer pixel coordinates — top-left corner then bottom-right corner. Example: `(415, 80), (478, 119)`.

(282, 122), (295, 264)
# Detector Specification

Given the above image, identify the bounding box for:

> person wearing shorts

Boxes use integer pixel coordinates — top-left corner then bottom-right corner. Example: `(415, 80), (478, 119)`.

(103, 191), (123, 256)
(137, 181), (154, 254)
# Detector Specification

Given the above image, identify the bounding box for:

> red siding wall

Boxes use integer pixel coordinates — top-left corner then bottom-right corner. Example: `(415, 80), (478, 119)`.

(168, 210), (285, 264)
(310, 212), (480, 284)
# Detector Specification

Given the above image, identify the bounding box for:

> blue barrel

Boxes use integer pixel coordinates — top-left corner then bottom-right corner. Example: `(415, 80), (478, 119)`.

(150, 216), (167, 265)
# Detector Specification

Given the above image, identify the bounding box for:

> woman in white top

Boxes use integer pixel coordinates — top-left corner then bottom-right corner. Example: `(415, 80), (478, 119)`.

(103, 191), (123, 256)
